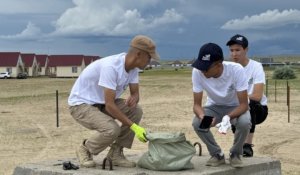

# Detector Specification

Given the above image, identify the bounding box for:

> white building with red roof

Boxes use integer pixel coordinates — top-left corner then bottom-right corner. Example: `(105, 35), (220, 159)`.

(36, 54), (49, 76)
(0, 52), (101, 78)
(0, 52), (24, 77)
(48, 55), (85, 77)
(21, 53), (38, 77)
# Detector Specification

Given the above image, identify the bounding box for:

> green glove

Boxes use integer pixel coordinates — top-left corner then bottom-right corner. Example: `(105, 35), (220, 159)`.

(130, 123), (148, 143)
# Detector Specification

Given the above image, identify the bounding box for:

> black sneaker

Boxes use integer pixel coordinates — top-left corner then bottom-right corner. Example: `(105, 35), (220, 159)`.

(243, 143), (254, 157)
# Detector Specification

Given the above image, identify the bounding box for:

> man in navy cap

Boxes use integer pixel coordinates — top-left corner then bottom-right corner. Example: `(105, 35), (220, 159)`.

(227, 34), (268, 157)
(191, 43), (251, 168)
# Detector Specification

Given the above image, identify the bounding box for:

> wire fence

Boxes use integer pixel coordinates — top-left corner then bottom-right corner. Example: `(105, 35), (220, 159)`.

(265, 79), (300, 123)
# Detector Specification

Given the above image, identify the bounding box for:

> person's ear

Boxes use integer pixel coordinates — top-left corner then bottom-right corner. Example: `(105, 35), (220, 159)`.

(136, 50), (143, 58)
(135, 50), (145, 63)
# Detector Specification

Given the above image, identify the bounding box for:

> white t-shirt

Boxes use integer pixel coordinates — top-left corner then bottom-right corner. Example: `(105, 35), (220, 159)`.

(244, 59), (268, 105)
(68, 53), (139, 106)
(192, 61), (248, 106)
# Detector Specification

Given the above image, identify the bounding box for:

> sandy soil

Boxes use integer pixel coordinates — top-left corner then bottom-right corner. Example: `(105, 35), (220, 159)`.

(0, 75), (299, 175)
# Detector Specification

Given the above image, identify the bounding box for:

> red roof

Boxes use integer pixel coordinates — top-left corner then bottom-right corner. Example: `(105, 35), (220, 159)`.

(0, 52), (21, 66)
(48, 55), (84, 67)
(83, 56), (100, 66)
(21, 53), (36, 67)
(36, 55), (48, 66)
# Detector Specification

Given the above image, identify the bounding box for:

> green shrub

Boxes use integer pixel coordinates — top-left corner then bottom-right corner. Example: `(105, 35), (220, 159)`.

(272, 66), (296, 79)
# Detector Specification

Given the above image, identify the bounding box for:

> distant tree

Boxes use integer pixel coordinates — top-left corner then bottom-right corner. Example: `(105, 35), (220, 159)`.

(272, 66), (296, 79)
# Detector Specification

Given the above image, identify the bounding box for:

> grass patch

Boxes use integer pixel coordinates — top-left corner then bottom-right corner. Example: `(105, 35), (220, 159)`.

(140, 67), (192, 77)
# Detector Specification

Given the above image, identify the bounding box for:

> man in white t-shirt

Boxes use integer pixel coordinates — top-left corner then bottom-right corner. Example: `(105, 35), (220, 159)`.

(68, 35), (159, 168)
(191, 43), (251, 168)
(227, 34), (268, 157)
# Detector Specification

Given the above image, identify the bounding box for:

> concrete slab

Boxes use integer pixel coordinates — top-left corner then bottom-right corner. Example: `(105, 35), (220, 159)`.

(13, 154), (281, 175)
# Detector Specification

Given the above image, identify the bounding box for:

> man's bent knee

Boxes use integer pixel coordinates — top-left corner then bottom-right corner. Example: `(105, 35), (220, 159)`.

(235, 119), (251, 132)
(192, 117), (201, 131)
(101, 121), (121, 139)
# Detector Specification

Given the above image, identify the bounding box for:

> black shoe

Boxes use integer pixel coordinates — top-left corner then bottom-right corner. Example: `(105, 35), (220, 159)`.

(243, 143), (254, 157)
(63, 161), (79, 170)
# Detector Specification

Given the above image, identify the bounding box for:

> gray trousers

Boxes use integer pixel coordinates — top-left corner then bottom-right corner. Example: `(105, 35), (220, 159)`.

(69, 99), (143, 155)
(192, 105), (251, 156)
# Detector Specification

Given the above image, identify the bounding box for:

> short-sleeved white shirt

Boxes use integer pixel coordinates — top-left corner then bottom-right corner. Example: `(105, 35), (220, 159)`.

(192, 61), (248, 106)
(244, 59), (268, 105)
(68, 53), (139, 106)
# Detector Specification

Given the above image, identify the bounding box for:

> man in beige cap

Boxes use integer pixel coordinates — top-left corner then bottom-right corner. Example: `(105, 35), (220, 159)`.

(68, 35), (159, 168)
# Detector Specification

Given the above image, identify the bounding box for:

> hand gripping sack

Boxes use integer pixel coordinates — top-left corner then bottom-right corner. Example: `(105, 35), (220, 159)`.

(137, 132), (196, 171)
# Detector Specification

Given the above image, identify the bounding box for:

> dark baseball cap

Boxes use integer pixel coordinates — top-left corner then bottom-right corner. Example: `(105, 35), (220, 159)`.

(192, 43), (224, 71)
(226, 34), (248, 48)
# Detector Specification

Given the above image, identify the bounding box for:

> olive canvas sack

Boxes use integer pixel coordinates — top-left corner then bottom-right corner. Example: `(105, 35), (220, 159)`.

(137, 132), (196, 171)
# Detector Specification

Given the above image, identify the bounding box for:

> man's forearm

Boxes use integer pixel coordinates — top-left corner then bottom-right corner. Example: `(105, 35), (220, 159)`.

(105, 103), (133, 126)
(228, 103), (249, 119)
(193, 105), (205, 119)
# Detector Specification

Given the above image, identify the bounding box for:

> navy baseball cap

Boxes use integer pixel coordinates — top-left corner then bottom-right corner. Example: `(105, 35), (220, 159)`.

(226, 34), (248, 48)
(192, 43), (224, 71)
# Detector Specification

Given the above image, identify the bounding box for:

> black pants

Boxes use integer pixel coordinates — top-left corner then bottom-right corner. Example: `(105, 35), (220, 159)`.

(232, 100), (268, 133)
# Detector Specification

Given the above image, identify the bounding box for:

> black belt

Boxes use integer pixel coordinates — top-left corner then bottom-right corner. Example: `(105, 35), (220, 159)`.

(92, 104), (105, 111)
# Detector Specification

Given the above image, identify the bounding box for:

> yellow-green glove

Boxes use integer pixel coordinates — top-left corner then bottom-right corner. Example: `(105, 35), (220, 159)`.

(130, 123), (148, 143)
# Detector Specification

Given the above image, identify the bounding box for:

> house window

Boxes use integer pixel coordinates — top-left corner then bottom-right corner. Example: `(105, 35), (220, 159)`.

(6, 67), (12, 73)
(72, 67), (77, 73)
(38, 67), (42, 72)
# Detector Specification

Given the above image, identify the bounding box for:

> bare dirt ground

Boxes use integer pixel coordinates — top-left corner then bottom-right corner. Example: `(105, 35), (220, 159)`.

(0, 73), (300, 175)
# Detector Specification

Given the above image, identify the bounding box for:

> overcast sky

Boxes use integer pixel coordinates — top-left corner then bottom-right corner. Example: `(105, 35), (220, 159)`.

(0, 0), (299, 60)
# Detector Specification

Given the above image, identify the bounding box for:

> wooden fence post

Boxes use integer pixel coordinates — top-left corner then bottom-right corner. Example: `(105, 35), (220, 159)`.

(275, 80), (277, 103)
(56, 90), (59, 127)
(266, 79), (268, 97)
(287, 82), (290, 123)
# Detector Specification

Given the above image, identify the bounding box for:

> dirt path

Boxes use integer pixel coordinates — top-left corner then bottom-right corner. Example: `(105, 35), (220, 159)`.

(0, 76), (300, 175)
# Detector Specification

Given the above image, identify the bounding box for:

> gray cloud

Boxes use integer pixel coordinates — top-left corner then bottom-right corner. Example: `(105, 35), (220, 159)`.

(0, 0), (72, 14)
(0, 0), (300, 58)
(221, 9), (300, 30)
(52, 0), (184, 36)
(0, 22), (42, 40)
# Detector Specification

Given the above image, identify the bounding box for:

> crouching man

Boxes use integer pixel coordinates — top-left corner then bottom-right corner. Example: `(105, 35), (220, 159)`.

(68, 35), (159, 168)
(191, 43), (251, 168)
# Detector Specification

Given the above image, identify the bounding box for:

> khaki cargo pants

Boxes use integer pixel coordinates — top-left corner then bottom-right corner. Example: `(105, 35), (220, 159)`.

(69, 99), (143, 155)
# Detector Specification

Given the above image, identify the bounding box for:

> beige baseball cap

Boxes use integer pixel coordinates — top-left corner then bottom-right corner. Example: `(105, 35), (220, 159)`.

(130, 35), (160, 60)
